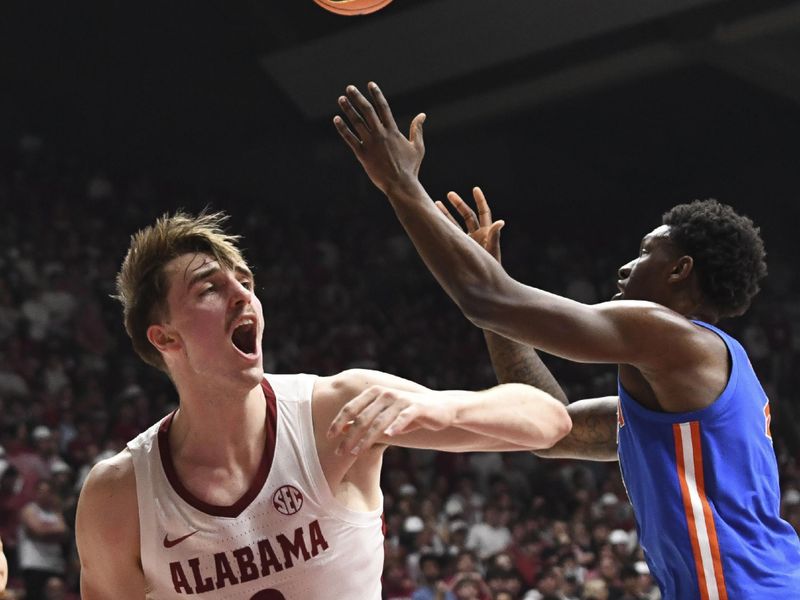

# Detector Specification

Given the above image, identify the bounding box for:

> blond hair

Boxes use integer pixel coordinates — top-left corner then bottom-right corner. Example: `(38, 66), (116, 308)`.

(115, 211), (248, 372)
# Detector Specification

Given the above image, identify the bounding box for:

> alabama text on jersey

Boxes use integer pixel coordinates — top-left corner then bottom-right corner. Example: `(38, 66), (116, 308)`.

(127, 374), (385, 599)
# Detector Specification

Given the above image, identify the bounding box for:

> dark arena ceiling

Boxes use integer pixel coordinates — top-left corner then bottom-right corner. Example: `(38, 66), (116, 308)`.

(1, 0), (799, 235)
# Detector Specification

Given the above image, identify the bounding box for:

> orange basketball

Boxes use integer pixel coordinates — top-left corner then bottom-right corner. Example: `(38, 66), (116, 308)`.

(313, 0), (393, 16)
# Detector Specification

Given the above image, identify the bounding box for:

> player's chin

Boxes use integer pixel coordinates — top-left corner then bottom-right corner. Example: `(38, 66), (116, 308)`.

(238, 364), (265, 388)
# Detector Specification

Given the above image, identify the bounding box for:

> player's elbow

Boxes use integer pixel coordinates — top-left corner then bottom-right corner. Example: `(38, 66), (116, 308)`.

(456, 282), (509, 330)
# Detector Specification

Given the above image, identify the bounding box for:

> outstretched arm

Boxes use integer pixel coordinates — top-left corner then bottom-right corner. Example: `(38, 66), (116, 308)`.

(533, 396), (619, 461)
(438, 187), (567, 405)
(320, 369), (571, 456)
(484, 331), (567, 404)
(334, 83), (699, 369)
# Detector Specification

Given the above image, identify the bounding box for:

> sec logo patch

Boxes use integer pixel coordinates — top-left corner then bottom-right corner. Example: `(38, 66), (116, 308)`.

(273, 485), (304, 515)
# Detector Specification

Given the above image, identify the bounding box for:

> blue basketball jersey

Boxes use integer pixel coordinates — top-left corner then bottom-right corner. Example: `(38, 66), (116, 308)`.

(616, 320), (800, 600)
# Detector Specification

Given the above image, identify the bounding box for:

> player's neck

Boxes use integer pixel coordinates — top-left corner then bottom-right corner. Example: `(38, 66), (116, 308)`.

(169, 378), (267, 468)
(667, 287), (719, 324)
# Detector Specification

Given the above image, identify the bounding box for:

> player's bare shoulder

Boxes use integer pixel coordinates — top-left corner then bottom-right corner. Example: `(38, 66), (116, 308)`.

(309, 370), (375, 451)
(314, 368), (375, 400)
(76, 449), (147, 599)
(76, 449), (139, 552)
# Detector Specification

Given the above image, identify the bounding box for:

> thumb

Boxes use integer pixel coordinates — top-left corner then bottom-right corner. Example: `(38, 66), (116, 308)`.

(487, 220), (505, 261)
(488, 220), (505, 244)
(409, 113), (426, 152)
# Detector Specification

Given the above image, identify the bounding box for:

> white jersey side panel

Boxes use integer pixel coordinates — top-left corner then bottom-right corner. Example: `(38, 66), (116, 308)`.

(127, 374), (384, 600)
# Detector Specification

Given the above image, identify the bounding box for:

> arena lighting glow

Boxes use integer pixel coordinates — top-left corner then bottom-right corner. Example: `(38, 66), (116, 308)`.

(313, 0), (393, 16)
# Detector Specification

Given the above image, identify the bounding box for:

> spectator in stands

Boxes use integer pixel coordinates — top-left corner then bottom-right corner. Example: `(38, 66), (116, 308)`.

(524, 566), (569, 600)
(18, 479), (68, 598)
(467, 504), (512, 560)
(413, 553), (456, 600)
(2, 137), (800, 598)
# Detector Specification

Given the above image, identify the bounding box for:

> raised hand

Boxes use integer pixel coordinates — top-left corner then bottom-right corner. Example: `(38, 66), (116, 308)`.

(436, 186), (505, 263)
(326, 385), (456, 456)
(333, 82), (426, 196)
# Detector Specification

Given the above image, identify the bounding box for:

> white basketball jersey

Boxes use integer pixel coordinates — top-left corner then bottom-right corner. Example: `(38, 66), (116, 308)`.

(127, 374), (384, 600)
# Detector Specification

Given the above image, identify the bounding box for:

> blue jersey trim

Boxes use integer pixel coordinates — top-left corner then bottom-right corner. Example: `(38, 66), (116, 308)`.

(619, 320), (738, 422)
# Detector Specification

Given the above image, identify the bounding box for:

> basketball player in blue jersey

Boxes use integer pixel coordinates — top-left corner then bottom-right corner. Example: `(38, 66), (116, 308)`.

(74, 211), (571, 599)
(334, 82), (800, 599)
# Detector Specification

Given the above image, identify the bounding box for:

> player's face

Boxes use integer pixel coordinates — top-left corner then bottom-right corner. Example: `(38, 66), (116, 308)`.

(614, 225), (683, 303)
(157, 252), (264, 388)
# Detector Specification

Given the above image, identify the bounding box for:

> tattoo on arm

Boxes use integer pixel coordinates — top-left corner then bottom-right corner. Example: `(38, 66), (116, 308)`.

(534, 397), (618, 461)
(484, 330), (568, 404)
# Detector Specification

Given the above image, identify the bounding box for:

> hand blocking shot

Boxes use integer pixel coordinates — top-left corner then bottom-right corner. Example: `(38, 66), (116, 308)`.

(74, 211), (571, 600)
(335, 83), (800, 600)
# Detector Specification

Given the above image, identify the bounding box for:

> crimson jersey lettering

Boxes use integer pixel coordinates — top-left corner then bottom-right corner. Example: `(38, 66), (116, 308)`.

(128, 374), (384, 599)
(166, 520), (330, 594)
(273, 485), (303, 515)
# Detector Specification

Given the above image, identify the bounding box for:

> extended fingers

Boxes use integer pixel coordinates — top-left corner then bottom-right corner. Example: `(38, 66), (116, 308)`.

(331, 386), (398, 456)
(367, 82), (398, 130)
(346, 85), (383, 132)
(333, 116), (362, 154)
(472, 187), (492, 227)
(328, 386), (377, 439)
(348, 406), (399, 455)
(446, 191), (479, 232)
(337, 94), (370, 139)
(384, 406), (422, 437)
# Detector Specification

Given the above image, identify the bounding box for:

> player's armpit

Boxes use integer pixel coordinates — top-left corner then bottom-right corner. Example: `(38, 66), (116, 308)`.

(533, 396), (619, 462)
(76, 450), (147, 600)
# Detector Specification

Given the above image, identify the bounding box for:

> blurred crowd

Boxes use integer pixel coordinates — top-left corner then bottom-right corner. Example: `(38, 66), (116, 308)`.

(0, 136), (798, 599)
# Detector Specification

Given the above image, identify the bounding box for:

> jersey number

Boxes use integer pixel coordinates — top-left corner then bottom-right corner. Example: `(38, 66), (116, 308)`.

(250, 590), (286, 600)
(764, 400), (772, 440)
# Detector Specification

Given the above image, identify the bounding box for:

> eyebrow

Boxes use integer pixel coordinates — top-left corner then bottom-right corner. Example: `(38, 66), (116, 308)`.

(187, 264), (220, 289)
(186, 264), (254, 290)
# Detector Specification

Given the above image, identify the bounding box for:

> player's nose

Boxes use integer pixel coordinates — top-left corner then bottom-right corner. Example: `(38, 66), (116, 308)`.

(618, 259), (635, 280)
(230, 276), (253, 307)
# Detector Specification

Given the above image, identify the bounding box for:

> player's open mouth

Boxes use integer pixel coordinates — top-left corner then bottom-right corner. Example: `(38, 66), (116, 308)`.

(231, 319), (258, 356)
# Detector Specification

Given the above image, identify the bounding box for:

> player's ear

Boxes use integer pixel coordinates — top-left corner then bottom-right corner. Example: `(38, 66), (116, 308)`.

(147, 324), (181, 353)
(669, 255), (694, 283)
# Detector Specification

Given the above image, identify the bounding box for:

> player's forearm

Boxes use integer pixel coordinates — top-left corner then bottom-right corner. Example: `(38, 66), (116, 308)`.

(385, 178), (511, 317)
(483, 330), (568, 405)
(451, 383), (571, 449)
(384, 180), (609, 362)
(533, 396), (618, 461)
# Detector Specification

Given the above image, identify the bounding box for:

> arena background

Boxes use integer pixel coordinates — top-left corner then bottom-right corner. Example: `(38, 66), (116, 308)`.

(1, 1), (799, 598)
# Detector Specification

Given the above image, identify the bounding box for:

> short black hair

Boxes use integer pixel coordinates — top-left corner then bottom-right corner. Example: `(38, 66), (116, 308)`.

(663, 199), (767, 318)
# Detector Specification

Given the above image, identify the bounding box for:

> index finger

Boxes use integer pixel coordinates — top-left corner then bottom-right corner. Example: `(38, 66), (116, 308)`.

(446, 191), (479, 233)
(368, 82), (398, 131)
(472, 187), (492, 227)
(327, 387), (377, 439)
(346, 85), (382, 132)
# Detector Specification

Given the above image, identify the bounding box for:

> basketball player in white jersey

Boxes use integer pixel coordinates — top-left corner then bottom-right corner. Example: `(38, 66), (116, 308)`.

(75, 212), (572, 599)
